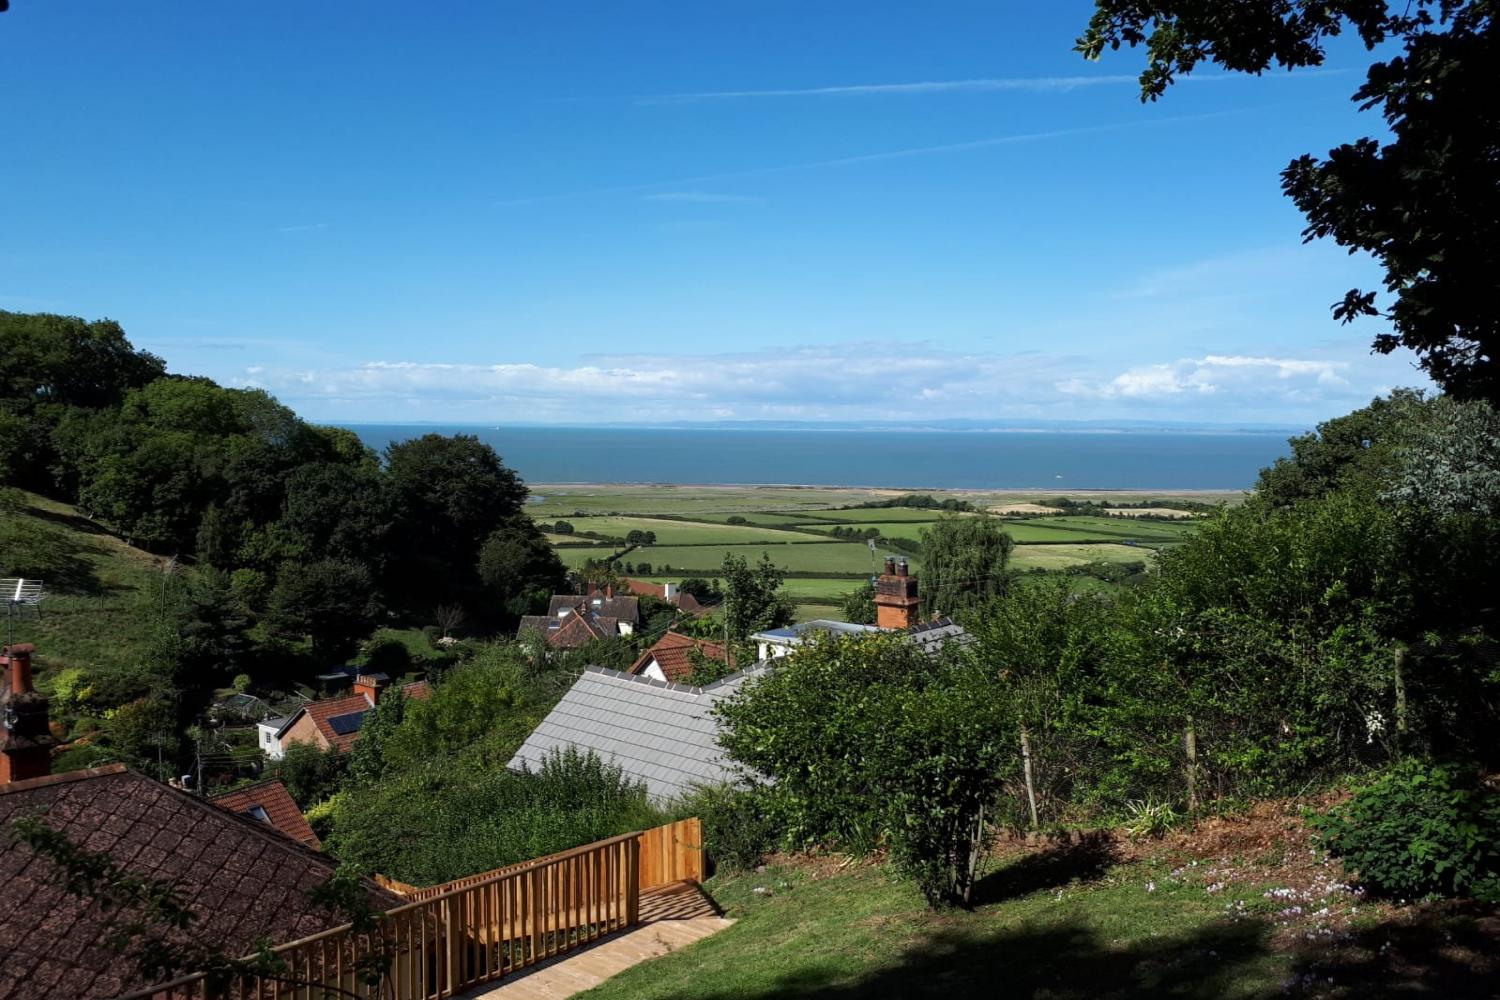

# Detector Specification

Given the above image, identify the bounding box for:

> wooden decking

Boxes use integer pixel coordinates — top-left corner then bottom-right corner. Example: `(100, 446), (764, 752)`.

(462, 881), (731, 999)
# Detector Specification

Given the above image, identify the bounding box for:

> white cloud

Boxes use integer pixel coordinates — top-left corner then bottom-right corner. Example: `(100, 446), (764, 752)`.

(1057, 354), (1353, 401)
(236, 343), (1417, 426)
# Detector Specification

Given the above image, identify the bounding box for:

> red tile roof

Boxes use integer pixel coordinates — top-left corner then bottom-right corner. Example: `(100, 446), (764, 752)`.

(0, 765), (401, 1000)
(286, 680), (431, 753)
(628, 632), (731, 684)
(210, 779), (321, 850)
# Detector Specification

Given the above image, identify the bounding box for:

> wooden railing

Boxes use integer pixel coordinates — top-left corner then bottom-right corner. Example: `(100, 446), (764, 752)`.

(114, 819), (703, 1000)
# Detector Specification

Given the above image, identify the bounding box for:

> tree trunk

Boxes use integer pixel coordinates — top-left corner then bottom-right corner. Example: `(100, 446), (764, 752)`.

(1393, 642), (1409, 755)
(1184, 716), (1199, 811)
(1020, 725), (1040, 831)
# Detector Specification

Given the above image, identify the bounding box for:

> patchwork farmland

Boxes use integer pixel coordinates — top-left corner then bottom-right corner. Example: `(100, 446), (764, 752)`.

(533, 485), (1207, 619)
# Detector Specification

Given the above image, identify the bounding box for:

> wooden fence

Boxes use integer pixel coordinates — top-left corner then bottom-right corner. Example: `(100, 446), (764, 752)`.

(115, 818), (703, 1000)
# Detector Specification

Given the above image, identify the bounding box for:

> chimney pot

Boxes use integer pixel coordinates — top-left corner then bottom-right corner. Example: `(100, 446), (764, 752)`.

(883, 557), (896, 576)
(3, 644), (35, 696)
(896, 559), (908, 578)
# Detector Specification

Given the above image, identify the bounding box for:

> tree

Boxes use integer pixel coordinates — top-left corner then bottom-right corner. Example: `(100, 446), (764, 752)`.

(918, 515), (1014, 618)
(383, 434), (530, 611)
(1255, 389), (1429, 507)
(717, 632), (1008, 908)
(177, 570), (251, 684)
(719, 552), (794, 643)
(476, 516), (568, 618)
(278, 462), (394, 570)
(840, 582), (877, 625)
(552, 520), (575, 535)
(1079, 1), (1500, 400)
(263, 559), (379, 658)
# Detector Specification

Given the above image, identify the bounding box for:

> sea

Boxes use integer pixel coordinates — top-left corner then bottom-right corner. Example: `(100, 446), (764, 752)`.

(344, 425), (1294, 491)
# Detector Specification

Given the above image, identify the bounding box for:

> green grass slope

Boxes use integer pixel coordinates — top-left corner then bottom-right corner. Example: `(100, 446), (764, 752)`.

(0, 489), (177, 681)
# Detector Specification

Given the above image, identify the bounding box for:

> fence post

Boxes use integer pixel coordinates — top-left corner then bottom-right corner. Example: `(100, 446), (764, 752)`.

(626, 839), (641, 926)
(1019, 725), (1040, 831)
(443, 895), (463, 996)
(1184, 715), (1199, 810)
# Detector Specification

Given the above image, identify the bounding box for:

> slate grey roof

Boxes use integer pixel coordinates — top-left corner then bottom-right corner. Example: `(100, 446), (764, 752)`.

(546, 593), (640, 624)
(507, 665), (765, 804)
(905, 617), (973, 656)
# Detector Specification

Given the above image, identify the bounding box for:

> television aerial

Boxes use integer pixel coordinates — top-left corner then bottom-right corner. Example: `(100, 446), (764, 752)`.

(1, 578), (44, 650)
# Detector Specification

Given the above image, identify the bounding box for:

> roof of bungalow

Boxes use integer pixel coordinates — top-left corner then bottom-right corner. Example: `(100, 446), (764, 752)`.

(0, 765), (401, 1000)
(274, 680), (431, 753)
(507, 665), (767, 804)
(628, 632), (732, 684)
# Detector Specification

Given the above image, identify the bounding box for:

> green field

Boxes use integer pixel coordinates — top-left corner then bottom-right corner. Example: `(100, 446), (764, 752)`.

(541, 486), (1210, 603)
(629, 541), (913, 576)
(1010, 543), (1150, 571)
(543, 515), (813, 546)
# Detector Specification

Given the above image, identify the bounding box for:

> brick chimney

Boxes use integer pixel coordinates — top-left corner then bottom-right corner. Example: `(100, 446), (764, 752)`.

(352, 673), (388, 705)
(874, 558), (920, 630)
(1, 644), (56, 783)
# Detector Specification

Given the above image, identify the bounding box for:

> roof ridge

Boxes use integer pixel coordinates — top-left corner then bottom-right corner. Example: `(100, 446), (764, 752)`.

(208, 777), (288, 800)
(0, 762), (128, 796)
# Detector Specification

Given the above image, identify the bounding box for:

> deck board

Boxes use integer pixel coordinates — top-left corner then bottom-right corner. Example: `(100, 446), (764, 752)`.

(462, 882), (731, 999)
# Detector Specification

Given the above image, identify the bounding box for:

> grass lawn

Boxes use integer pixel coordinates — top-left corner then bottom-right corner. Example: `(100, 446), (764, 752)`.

(1, 490), (181, 683)
(793, 602), (841, 622)
(634, 542), (915, 576)
(580, 842), (1497, 1000)
(580, 853), (1296, 1000)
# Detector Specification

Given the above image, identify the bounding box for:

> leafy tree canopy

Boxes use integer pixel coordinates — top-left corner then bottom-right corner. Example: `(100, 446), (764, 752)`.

(1080, 1), (1499, 400)
(719, 552), (794, 644)
(918, 515), (1014, 618)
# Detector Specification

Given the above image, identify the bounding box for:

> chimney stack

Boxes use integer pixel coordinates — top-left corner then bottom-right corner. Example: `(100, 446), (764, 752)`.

(874, 559), (920, 630)
(2, 644), (56, 783)
(353, 673), (389, 706)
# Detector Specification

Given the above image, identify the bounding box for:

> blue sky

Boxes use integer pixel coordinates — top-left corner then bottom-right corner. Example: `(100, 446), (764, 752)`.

(1, 1), (1428, 426)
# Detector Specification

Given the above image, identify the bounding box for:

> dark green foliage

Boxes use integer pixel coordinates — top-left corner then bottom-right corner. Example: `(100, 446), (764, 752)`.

(673, 785), (779, 873)
(717, 632), (1007, 907)
(918, 514), (1014, 618)
(1080, 2), (1500, 401)
(1311, 760), (1500, 902)
(268, 742), (349, 808)
(176, 571), (251, 684)
(552, 520), (575, 534)
(1255, 389), (1427, 507)
(840, 582), (877, 625)
(851, 493), (976, 512)
(724, 515), (748, 525)
(228, 568), (271, 614)
(359, 637), (412, 678)
(624, 529), (657, 544)
(677, 577), (721, 603)
(279, 461), (393, 570)
(263, 559), (379, 658)
(327, 749), (663, 887)
(384, 434), (529, 611)
(719, 552), (794, 643)
(476, 516), (567, 619)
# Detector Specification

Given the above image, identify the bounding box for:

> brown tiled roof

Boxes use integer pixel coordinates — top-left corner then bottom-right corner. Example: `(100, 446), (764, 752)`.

(546, 609), (616, 649)
(546, 593), (639, 623)
(0, 765), (401, 1000)
(621, 579), (707, 614)
(628, 632), (731, 684)
(286, 681), (432, 753)
(210, 779), (321, 850)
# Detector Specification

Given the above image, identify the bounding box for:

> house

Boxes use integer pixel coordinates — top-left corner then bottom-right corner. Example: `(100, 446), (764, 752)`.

(508, 665), (766, 804)
(267, 672), (431, 758)
(628, 631), (732, 684)
(622, 578), (708, 614)
(0, 644), (401, 1000)
(210, 778), (322, 849)
(751, 558), (969, 661)
(516, 587), (641, 649)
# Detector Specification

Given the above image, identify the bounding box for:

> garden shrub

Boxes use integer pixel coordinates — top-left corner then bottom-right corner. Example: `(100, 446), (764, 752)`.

(1310, 759), (1500, 902)
(675, 784), (779, 873)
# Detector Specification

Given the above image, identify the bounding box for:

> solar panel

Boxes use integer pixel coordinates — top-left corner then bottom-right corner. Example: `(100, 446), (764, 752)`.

(327, 710), (369, 736)
(242, 805), (272, 824)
